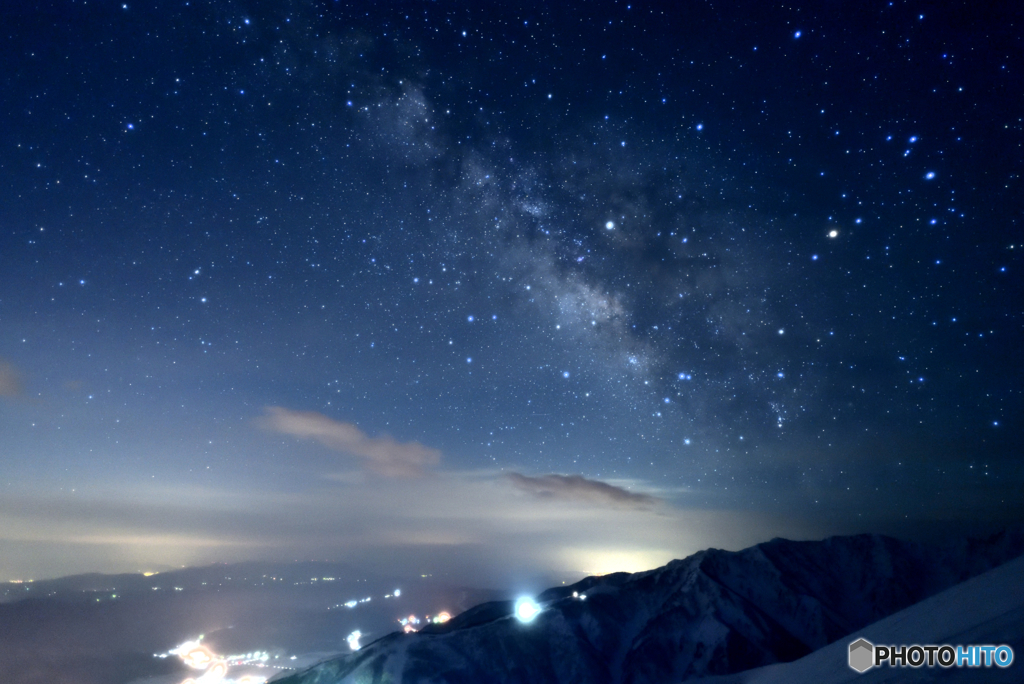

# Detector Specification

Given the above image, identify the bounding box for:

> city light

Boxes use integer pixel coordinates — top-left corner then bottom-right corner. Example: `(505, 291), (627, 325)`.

(177, 642), (214, 669)
(163, 638), (274, 683)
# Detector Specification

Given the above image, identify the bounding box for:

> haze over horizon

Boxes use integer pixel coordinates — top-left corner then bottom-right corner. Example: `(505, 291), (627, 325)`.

(1, 1), (1021, 586)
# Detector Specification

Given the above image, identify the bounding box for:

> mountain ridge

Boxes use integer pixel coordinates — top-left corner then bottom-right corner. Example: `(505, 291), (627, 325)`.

(270, 529), (1024, 684)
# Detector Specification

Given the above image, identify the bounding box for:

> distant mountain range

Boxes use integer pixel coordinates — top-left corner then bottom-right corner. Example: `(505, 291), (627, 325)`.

(271, 530), (1024, 684)
(0, 560), (359, 603)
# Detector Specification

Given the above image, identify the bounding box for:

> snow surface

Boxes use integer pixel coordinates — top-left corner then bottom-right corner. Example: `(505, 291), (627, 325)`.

(691, 553), (1024, 683)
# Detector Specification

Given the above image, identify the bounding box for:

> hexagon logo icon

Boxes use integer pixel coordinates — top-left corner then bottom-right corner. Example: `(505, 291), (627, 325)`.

(848, 638), (874, 673)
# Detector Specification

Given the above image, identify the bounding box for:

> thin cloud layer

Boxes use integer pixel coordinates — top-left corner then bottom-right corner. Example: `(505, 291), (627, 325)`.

(0, 475), (828, 583)
(262, 406), (440, 477)
(507, 472), (658, 509)
(0, 361), (22, 397)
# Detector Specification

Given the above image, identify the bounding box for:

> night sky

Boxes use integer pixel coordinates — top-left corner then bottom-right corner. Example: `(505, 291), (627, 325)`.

(1, 1), (1022, 585)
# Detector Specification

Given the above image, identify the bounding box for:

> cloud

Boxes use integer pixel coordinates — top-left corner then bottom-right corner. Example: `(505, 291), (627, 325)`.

(0, 360), (22, 397)
(506, 472), (658, 510)
(261, 406), (441, 477)
(0, 474), (833, 584)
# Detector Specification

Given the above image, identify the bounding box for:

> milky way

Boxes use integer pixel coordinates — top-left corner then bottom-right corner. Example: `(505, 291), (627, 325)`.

(1, 1), (1021, 581)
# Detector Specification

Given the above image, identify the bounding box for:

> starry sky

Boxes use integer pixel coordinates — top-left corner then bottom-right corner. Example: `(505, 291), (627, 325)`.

(1, 0), (1022, 584)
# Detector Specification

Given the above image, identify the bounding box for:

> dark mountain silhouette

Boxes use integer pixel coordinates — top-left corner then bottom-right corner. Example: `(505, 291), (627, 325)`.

(271, 530), (1024, 684)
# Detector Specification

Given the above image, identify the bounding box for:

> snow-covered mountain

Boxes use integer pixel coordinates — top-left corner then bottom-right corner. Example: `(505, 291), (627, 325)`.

(270, 531), (1024, 684)
(690, 551), (1024, 683)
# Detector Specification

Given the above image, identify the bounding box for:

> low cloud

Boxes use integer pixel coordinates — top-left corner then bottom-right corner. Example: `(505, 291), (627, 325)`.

(507, 472), (658, 509)
(0, 360), (22, 397)
(261, 406), (440, 477)
(0, 474), (832, 584)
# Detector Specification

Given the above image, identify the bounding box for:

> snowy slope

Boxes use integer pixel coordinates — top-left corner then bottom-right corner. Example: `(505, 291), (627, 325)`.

(269, 531), (1024, 684)
(690, 552), (1024, 683)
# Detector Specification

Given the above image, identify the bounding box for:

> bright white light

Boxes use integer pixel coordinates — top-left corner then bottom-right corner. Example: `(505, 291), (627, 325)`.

(606, 221), (615, 230)
(199, 662), (228, 681)
(394, 588), (401, 597)
(175, 642), (214, 669)
(828, 229), (838, 238)
(347, 630), (363, 651)
(515, 597), (540, 623)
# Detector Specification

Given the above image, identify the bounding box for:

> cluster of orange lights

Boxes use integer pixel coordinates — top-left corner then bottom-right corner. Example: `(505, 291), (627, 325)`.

(399, 611), (451, 633)
(171, 640), (267, 684)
